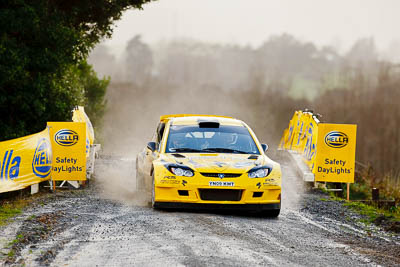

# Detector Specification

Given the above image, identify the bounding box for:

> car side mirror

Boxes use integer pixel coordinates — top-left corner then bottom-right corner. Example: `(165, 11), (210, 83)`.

(147, 142), (158, 152)
(261, 144), (268, 153)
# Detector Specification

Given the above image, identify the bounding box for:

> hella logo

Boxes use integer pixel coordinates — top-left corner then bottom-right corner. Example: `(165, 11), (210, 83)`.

(32, 138), (52, 178)
(55, 129), (79, 146)
(325, 131), (349, 148)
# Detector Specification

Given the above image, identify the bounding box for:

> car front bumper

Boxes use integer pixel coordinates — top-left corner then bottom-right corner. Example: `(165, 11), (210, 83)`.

(153, 202), (280, 211)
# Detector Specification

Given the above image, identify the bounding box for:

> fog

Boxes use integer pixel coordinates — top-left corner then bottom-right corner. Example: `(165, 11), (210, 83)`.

(102, 0), (400, 61)
(89, 1), (400, 203)
(91, 31), (400, 169)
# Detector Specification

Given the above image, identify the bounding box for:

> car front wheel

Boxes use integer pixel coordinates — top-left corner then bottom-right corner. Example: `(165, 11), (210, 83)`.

(267, 209), (280, 218)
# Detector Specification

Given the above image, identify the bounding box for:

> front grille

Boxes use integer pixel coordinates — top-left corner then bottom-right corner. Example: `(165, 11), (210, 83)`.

(200, 173), (242, 178)
(199, 189), (243, 201)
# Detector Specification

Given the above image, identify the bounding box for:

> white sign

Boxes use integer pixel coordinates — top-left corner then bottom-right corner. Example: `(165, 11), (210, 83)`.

(209, 181), (235, 187)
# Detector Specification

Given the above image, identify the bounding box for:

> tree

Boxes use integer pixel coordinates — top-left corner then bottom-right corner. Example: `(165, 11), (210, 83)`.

(88, 45), (117, 78)
(125, 35), (153, 85)
(346, 38), (378, 66)
(0, 0), (151, 140)
(79, 61), (109, 137)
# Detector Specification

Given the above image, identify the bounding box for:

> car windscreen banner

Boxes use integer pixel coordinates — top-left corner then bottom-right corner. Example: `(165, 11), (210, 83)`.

(0, 128), (52, 193)
(72, 106), (94, 157)
(47, 122), (87, 181)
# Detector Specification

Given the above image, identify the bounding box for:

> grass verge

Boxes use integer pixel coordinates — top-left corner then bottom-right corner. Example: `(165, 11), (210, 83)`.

(0, 200), (26, 226)
(0, 188), (48, 226)
(344, 200), (400, 233)
(319, 187), (400, 233)
(344, 201), (400, 221)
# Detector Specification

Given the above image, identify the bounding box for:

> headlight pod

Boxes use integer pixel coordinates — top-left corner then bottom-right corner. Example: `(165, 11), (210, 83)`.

(171, 167), (194, 177)
(164, 163), (194, 177)
(248, 166), (272, 178)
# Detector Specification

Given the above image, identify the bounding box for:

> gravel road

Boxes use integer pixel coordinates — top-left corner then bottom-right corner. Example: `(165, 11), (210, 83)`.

(1, 153), (399, 267)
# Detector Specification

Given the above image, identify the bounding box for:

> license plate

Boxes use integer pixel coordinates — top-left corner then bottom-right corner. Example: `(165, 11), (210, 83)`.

(209, 181), (235, 187)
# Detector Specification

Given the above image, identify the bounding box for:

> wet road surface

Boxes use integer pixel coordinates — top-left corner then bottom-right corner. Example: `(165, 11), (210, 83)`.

(1, 155), (399, 266)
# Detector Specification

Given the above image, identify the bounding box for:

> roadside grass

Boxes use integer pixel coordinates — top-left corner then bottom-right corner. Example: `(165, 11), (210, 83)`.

(0, 189), (49, 226)
(8, 234), (25, 247)
(318, 165), (400, 221)
(319, 187), (346, 202)
(1, 186), (83, 228)
(347, 170), (400, 231)
(344, 201), (400, 224)
(5, 233), (26, 262)
(0, 200), (26, 226)
(353, 164), (400, 202)
(320, 187), (400, 232)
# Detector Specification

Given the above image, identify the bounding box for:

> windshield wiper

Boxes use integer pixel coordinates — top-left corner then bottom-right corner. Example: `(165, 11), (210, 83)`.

(202, 147), (248, 154)
(171, 148), (203, 153)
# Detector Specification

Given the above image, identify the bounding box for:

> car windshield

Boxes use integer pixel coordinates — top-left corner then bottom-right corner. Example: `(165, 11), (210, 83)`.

(165, 125), (260, 154)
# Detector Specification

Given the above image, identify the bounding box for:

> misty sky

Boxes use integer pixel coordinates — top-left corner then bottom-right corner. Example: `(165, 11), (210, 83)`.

(102, 0), (400, 57)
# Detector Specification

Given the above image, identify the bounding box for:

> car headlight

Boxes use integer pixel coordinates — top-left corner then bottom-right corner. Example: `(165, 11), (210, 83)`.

(171, 167), (194, 177)
(164, 164), (194, 177)
(248, 166), (272, 178)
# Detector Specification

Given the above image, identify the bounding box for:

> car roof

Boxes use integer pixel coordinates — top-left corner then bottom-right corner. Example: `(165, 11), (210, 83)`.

(169, 115), (244, 126)
(160, 114), (232, 123)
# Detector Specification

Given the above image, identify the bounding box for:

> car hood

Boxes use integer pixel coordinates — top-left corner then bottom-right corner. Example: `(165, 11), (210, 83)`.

(159, 153), (275, 173)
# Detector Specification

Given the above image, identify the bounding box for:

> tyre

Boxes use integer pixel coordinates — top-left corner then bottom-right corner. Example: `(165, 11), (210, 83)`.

(260, 207), (280, 218)
(267, 209), (280, 218)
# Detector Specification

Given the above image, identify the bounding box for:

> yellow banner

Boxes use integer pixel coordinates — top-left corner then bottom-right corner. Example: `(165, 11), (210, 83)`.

(280, 111), (357, 183)
(48, 122), (87, 181)
(0, 128), (52, 193)
(315, 123), (357, 183)
(290, 111), (304, 152)
(72, 106), (94, 157)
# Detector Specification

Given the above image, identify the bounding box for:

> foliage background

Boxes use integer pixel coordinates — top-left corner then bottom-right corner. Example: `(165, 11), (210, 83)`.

(0, 0), (150, 141)
(92, 34), (400, 199)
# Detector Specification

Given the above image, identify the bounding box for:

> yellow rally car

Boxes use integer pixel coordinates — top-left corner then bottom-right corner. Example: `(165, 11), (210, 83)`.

(136, 114), (281, 216)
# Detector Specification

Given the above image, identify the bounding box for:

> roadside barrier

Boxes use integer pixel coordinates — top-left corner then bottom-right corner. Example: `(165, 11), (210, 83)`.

(72, 106), (100, 179)
(72, 106), (95, 157)
(0, 128), (52, 193)
(47, 122), (87, 182)
(279, 110), (357, 195)
(0, 106), (98, 194)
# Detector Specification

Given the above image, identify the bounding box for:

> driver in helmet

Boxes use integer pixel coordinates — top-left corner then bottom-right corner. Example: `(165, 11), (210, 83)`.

(171, 133), (188, 150)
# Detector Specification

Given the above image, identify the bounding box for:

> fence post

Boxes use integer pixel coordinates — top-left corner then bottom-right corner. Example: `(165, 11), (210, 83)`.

(372, 188), (379, 201)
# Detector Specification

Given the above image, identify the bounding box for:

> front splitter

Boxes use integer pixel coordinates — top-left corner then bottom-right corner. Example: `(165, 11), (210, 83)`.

(153, 202), (280, 211)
